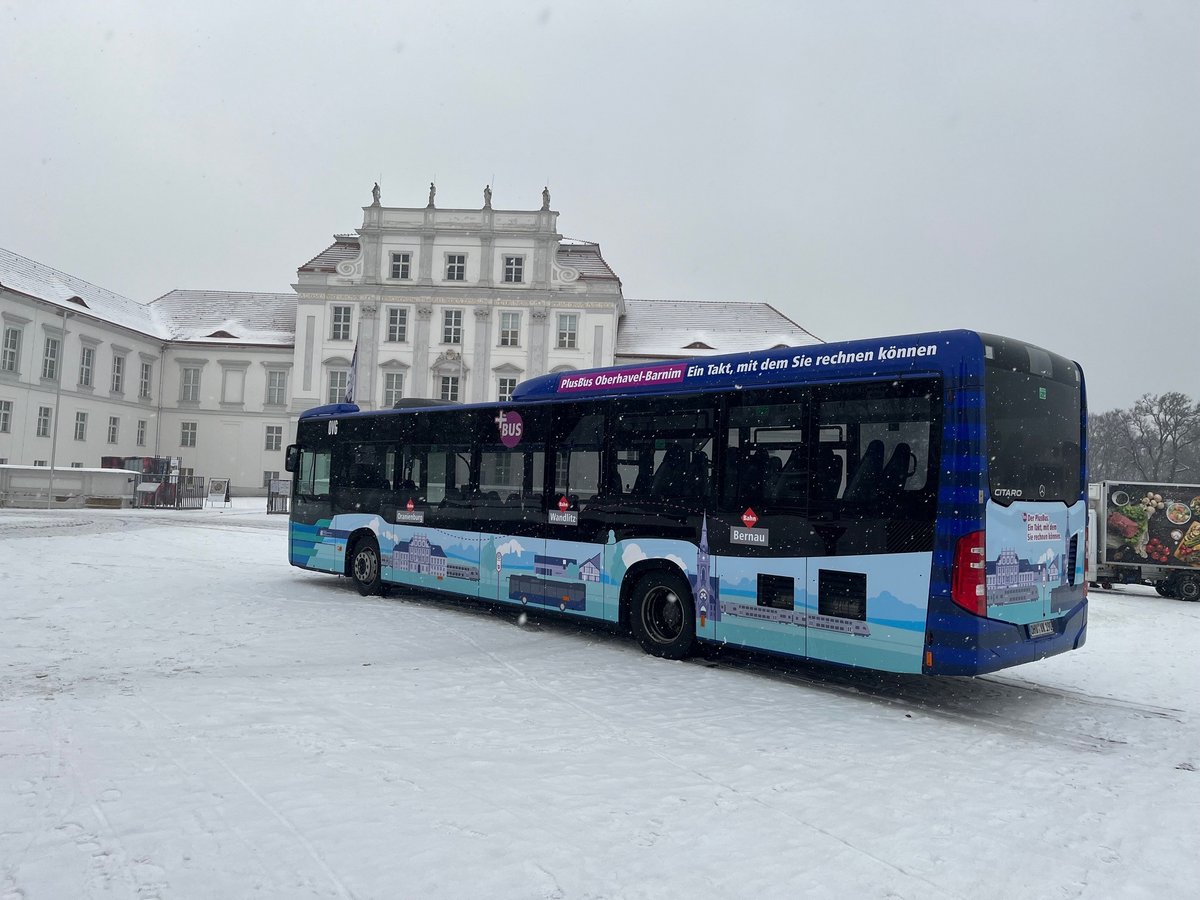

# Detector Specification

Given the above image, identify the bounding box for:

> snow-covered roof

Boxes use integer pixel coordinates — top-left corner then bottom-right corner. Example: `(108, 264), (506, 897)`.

(0, 247), (167, 337)
(556, 242), (619, 282)
(615, 298), (821, 358)
(150, 290), (297, 346)
(298, 237), (361, 274)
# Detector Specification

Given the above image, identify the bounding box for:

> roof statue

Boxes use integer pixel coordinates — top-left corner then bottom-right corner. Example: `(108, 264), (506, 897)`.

(483, 185), (492, 209)
(370, 182), (380, 205)
(541, 186), (551, 211)
(427, 182), (436, 208)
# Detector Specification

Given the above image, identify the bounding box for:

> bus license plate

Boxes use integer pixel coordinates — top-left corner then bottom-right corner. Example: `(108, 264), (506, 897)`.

(1028, 620), (1054, 638)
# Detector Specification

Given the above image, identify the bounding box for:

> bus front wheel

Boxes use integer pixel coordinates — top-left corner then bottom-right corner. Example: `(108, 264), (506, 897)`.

(350, 536), (382, 596)
(629, 570), (695, 660)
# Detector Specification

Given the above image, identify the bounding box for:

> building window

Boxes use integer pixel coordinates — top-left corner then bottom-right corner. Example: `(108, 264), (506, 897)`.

(266, 370), (288, 405)
(74, 411), (87, 441)
(263, 470), (280, 488)
(111, 355), (125, 394)
(33, 460), (48, 467)
(181, 367), (201, 402)
(1, 326), (20, 374)
(497, 377), (517, 402)
(390, 251), (411, 280)
(107, 416), (120, 444)
(0, 399), (11, 433)
(439, 375), (460, 402)
(136, 419), (146, 447)
(71, 462), (83, 468)
(503, 255), (524, 284)
(383, 372), (405, 408)
(265, 425), (283, 451)
(139, 361), (153, 399)
(78, 346), (94, 387)
(180, 421), (197, 447)
(386, 307), (408, 343)
(42, 336), (60, 381)
(556, 313), (578, 349)
(445, 254), (465, 281)
(499, 311), (521, 347)
(330, 305), (352, 341)
(36, 406), (51, 438)
(442, 309), (463, 344)
(327, 370), (348, 405)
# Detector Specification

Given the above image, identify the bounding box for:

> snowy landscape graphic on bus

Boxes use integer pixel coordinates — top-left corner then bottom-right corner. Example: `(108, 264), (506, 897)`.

(286, 329), (1088, 676)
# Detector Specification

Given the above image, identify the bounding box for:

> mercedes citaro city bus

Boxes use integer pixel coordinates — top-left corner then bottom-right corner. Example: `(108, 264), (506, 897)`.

(285, 330), (1087, 675)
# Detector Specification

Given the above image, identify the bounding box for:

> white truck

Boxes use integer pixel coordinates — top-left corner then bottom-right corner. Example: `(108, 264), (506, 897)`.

(1087, 480), (1200, 600)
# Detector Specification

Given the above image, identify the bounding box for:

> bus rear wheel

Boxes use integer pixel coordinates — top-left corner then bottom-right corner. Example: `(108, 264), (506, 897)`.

(629, 570), (695, 660)
(350, 536), (382, 596)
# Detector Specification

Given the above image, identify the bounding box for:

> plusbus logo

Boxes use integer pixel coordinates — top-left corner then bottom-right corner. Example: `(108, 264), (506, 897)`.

(993, 488), (1024, 498)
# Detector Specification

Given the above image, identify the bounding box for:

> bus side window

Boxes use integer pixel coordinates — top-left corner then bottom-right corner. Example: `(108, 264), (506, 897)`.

(723, 388), (807, 511)
(551, 405), (605, 509)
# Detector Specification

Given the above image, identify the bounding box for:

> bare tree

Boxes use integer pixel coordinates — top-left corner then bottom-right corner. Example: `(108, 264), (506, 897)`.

(1087, 408), (1137, 482)
(1127, 392), (1200, 482)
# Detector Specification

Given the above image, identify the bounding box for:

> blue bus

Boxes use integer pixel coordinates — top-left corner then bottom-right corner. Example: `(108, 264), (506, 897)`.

(285, 329), (1088, 675)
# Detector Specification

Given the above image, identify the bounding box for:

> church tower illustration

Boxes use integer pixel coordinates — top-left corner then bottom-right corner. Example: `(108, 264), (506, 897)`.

(693, 513), (721, 626)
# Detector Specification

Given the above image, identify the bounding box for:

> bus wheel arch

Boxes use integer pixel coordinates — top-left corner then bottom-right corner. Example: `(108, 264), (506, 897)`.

(622, 562), (696, 660)
(347, 529), (383, 596)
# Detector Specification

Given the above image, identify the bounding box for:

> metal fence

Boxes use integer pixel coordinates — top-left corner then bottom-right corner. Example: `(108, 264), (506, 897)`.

(134, 474), (207, 510)
(267, 479), (291, 515)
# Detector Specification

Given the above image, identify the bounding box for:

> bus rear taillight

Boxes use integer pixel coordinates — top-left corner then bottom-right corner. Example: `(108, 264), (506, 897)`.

(951, 530), (987, 616)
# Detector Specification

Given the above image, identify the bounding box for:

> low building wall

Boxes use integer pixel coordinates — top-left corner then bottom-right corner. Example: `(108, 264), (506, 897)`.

(0, 465), (140, 509)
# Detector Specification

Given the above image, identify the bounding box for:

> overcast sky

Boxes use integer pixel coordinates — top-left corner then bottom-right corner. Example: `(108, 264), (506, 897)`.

(1, 0), (1196, 413)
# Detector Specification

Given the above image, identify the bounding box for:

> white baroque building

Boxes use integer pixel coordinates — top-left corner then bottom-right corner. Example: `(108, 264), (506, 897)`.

(0, 188), (817, 495)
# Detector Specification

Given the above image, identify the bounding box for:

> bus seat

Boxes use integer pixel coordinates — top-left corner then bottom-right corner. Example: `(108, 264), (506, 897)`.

(882, 443), (915, 493)
(740, 448), (771, 504)
(782, 447), (807, 472)
(770, 471), (807, 506)
(651, 445), (690, 498)
(684, 450), (710, 499)
(813, 446), (842, 499)
(844, 440), (885, 501)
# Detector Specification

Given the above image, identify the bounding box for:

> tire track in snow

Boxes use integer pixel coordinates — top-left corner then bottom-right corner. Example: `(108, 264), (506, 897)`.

(414, 607), (962, 900)
(133, 699), (357, 899)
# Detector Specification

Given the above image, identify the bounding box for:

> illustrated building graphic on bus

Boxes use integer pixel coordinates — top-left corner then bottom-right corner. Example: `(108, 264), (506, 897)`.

(986, 548), (1065, 605)
(579, 554), (601, 583)
(390, 534), (480, 582)
(691, 514), (722, 624)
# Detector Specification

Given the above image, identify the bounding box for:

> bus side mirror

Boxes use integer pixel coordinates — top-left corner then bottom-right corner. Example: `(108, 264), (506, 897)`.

(285, 445), (299, 473)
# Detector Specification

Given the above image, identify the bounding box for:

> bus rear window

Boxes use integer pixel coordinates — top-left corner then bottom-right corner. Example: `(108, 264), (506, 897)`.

(984, 338), (1082, 504)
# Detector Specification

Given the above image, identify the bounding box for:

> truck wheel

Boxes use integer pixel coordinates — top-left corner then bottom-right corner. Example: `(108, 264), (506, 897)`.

(629, 569), (695, 660)
(1178, 576), (1200, 602)
(1155, 581), (1172, 597)
(1100, 581), (1113, 591)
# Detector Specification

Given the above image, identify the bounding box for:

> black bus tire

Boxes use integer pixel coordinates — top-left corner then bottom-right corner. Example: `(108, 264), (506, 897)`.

(350, 535), (382, 596)
(629, 569), (696, 660)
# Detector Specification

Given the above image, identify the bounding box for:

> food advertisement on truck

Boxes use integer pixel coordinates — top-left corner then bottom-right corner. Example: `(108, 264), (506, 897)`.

(1102, 482), (1200, 569)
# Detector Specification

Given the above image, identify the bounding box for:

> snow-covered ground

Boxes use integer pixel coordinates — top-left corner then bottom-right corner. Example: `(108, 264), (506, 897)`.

(1, 502), (1197, 899)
